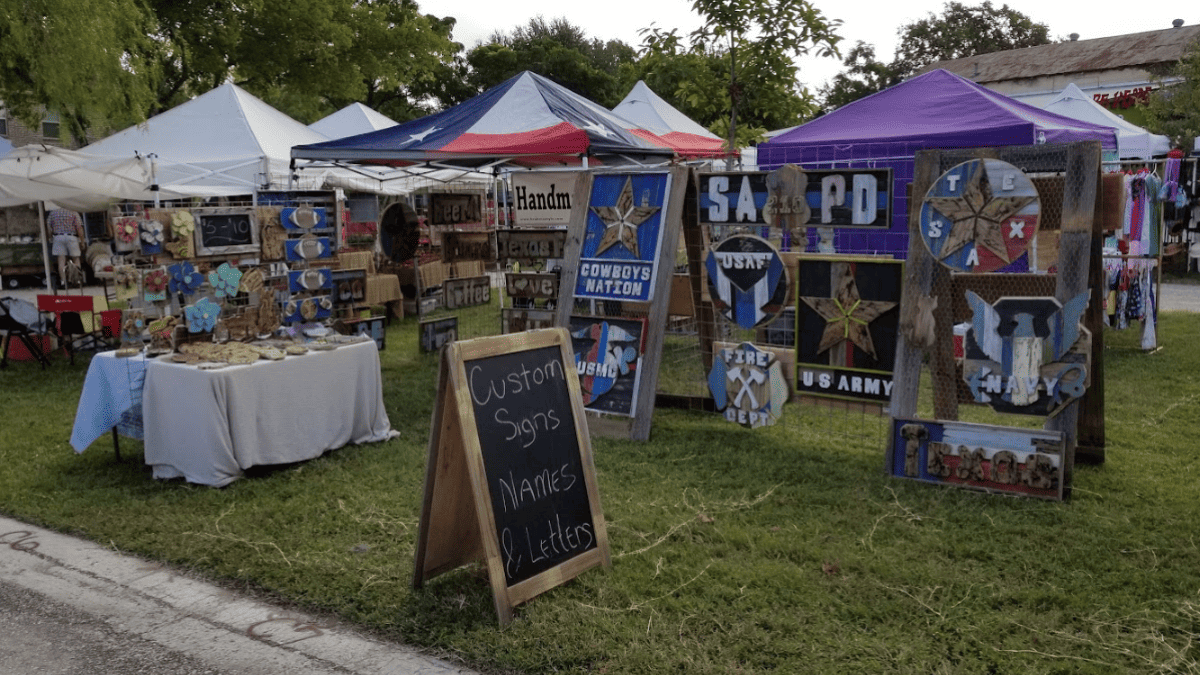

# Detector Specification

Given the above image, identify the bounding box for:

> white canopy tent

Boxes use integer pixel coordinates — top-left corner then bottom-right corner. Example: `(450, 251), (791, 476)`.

(82, 81), (335, 196)
(1041, 83), (1171, 160)
(308, 103), (398, 139)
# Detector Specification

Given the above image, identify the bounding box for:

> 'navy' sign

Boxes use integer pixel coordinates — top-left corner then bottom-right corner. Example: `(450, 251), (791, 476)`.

(699, 169), (891, 229)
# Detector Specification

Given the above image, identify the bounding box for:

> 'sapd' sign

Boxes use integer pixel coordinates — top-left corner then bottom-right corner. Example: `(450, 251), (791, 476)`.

(699, 169), (891, 228)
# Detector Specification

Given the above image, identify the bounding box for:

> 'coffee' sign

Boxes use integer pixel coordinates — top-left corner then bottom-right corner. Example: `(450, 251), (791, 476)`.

(699, 169), (891, 229)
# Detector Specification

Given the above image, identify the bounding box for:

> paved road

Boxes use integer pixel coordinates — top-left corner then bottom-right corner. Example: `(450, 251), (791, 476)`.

(0, 516), (479, 675)
(1159, 282), (1200, 312)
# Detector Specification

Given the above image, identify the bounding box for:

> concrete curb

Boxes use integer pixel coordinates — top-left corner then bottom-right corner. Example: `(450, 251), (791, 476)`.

(0, 516), (478, 675)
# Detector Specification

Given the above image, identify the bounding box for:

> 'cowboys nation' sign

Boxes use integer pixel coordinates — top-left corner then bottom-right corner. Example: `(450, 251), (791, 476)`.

(574, 173), (671, 303)
(568, 315), (646, 417)
(705, 235), (789, 330)
(698, 169), (892, 228)
(795, 256), (903, 404)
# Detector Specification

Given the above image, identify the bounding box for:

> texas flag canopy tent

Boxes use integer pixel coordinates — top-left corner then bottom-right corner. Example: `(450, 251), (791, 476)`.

(611, 81), (730, 159)
(292, 71), (675, 170)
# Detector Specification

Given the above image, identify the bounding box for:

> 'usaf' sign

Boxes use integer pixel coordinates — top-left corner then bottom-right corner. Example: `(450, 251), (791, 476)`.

(699, 169), (892, 229)
(705, 235), (789, 330)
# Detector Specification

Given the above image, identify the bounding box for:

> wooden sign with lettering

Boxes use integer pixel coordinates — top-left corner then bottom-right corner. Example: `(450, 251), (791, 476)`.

(428, 193), (482, 226)
(413, 328), (610, 624)
(442, 231), (494, 263)
(443, 275), (492, 310)
(496, 230), (567, 263)
(506, 272), (559, 300)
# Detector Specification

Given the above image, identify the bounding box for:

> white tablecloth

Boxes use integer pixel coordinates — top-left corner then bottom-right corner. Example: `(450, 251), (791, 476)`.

(71, 351), (153, 452)
(141, 340), (397, 486)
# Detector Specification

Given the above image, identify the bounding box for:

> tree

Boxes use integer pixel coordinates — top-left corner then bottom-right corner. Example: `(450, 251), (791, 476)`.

(820, 2), (1051, 111)
(640, 0), (841, 159)
(0, 0), (159, 143)
(1144, 40), (1200, 151)
(145, 0), (461, 123)
(819, 42), (903, 113)
(894, 1), (1051, 77)
(462, 17), (637, 108)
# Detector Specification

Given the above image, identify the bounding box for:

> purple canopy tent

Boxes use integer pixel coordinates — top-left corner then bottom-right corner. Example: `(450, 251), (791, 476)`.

(757, 69), (1119, 262)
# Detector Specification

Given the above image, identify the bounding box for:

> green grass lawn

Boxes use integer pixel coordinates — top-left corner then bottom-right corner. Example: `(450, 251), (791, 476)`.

(2, 310), (1199, 674)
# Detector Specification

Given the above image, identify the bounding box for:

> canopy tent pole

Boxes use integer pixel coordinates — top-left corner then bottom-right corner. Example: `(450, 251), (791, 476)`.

(38, 201), (52, 291)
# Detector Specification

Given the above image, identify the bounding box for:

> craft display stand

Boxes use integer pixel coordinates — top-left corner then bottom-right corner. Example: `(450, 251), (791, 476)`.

(890, 142), (1107, 484)
(552, 166), (691, 441)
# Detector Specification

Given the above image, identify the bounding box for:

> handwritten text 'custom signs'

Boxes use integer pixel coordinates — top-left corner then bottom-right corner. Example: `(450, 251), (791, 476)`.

(413, 329), (610, 624)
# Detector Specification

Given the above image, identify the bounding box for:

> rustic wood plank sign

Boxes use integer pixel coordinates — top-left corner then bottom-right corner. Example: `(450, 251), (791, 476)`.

(501, 308), (556, 334)
(496, 230), (567, 263)
(413, 328), (611, 624)
(888, 418), (1066, 501)
(428, 193), (482, 226)
(419, 316), (458, 353)
(443, 275), (491, 310)
(506, 272), (559, 300)
(441, 231), (494, 263)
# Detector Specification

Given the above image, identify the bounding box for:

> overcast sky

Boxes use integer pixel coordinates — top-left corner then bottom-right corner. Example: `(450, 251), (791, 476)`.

(427, 0), (1194, 90)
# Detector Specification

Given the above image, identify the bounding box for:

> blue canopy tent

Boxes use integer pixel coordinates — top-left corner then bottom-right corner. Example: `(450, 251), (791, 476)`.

(757, 69), (1119, 264)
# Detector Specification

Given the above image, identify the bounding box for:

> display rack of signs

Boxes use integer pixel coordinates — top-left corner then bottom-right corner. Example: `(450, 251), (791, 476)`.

(413, 329), (610, 625)
(553, 167), (689, 441)
(888, 143), (1106, 499)
(498, 170), (587, 336)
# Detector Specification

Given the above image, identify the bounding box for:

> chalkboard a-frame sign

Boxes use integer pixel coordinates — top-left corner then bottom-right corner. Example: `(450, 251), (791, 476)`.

(413, 328), (611, 624)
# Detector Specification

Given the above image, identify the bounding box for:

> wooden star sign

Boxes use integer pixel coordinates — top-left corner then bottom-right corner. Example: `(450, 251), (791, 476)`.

(801, 261), (896, 360)
(590, 176), (661, 257)
(920, 158), (1040, 273)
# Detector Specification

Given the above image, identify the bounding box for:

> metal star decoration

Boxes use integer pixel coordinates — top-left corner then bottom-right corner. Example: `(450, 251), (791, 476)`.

(801, 262), (896, 359)
(926, 162), (1036, 263)
(590, 177), (661, 257)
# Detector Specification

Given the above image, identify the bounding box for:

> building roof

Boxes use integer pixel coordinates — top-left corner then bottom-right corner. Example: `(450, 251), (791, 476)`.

(921, 24), (1200, 83)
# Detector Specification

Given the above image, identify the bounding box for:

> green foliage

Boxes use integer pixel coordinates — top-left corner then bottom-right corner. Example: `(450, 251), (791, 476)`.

(1144, 40), (1200, 150)
(819, 42), (905, 113)
(462, 16), (637, 108)
(895, 1), (1052, 76)
(637, 0), (840, 153)
(146, 0), (461, 124)
(822, 2), (1052, 111)
(6, 304), (1200, 673)
(0, 0), (160, 142)
(0, 0), (460, 139)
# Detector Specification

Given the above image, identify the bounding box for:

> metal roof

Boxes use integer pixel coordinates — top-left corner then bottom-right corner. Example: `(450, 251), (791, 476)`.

(920, 24), (1200, 83)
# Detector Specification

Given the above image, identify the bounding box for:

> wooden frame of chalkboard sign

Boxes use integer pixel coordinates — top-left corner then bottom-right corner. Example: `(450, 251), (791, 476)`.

(413, 328), (611, 625)
(191, 207), (260, 257)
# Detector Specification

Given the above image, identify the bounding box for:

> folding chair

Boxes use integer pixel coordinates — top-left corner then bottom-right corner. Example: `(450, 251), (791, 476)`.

(0, 296), (50, 369)
(37, 294), (103, 365)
